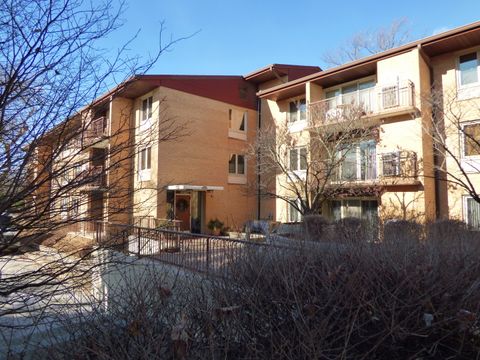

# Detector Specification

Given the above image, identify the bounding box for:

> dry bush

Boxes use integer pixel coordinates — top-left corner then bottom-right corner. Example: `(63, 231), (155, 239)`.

(332, 217), (377, 243)
(304, 215), (331, 242)
(189, 222), (480, 359)
(384, 219), (423, 244)
(34, 222), (480, 359)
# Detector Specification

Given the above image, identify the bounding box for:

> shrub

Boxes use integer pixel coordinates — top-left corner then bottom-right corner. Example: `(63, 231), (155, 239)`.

(384, 219), (423, 244)
(303, 215), (330, 242)
(35, 221), (480, 359)
(333, 217), (376, 243)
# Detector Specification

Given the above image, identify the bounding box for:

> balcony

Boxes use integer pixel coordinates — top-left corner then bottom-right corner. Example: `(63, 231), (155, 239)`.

(78, 166), (107, 191)
(309, 80), (417, 127)
(83, 117), (108, 149)
(332, 150), (419, 186)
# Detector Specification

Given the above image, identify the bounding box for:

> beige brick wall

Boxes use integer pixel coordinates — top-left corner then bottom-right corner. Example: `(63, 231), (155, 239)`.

(132, 86), (258, 230)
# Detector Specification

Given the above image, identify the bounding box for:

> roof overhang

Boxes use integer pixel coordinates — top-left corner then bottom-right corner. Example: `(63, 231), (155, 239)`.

(258, 20), (480, 101)
(165, 185), (224, 191)
(244, 64), (321, 84)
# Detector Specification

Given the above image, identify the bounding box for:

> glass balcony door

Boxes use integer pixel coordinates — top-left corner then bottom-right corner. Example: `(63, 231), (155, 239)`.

(337, 140), (376, 181)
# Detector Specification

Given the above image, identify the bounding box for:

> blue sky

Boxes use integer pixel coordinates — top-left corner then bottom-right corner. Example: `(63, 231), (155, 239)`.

(104, 0), (480, 76)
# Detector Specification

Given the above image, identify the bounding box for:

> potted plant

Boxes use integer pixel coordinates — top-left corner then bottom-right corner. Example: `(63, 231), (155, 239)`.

(207, 218), (224, 236)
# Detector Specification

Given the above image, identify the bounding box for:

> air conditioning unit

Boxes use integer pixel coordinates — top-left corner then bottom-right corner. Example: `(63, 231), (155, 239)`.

(381, 85), (399, 109)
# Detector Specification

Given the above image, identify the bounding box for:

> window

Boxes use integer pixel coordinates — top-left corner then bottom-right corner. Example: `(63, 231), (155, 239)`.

(459, 53), (479, 87)
(289, 199), (302, 223)
(289, 147), (307, 171)
(142, 96), (153, 121)
(59, 197), (68, 219)
(465, 197), (480, 229)
(381, 152), (400, 176)
(140, 96), (153, 131)
(139, 147), (151, 170)
(331, 199), (378, 222)
(336, 140), (376, 181)
(70, 198), (80, 217)
(138, 147), (151, 181)
(228, 154), (245, 175)
(462, 122), (480, 157)
(325, 80), (375, 110)
(289, 98), (306, 123)
(229, 109), (247, 140)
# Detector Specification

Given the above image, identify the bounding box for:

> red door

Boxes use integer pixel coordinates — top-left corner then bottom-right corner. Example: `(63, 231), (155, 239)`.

(175, 195), (191, 231)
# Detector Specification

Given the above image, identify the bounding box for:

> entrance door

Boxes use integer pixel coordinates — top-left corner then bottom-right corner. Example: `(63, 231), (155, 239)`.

(175, 194), (191, 231)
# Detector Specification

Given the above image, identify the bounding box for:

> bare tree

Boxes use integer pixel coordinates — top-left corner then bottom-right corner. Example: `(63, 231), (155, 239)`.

(427, 85), (480, 209)
(0, 0), (189, 332)
(251, 102), (380, 218)
(322, 18), (411, 67)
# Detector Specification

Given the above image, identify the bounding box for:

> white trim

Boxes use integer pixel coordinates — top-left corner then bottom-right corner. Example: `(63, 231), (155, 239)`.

(228, 129), (247, 140)
(228, 174), (247, 184)
(165, 185), (224, 191)
(287, 97), (307, 125)
(228, 153), (247, 176)
(456, 49), (480, 100)
(463, 195), (480, 229)
(323, 75), (377, 96)
(289, 146), (307, 172)
(228, 109), (247, 140)
(460, 120), (480, 173)
(140, 96), (153, 132)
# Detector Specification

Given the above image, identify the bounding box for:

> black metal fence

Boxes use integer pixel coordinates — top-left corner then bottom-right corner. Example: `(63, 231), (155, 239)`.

(97, 222), (286, 277)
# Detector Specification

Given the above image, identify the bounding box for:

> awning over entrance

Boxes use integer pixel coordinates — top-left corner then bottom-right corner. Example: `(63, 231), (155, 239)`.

(165, 185), (224, 191)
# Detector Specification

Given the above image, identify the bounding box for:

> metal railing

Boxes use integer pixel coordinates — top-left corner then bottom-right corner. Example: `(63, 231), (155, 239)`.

(309, 80), (415, 126)
(62, 220), (106, 239)
(379, 150), (417, 179)
(84, 117), (107, 146)
(133, 216), (181, 231)
(97, 223), (290, 277)
(78, 165), (106, 189)
(332, 150), (417, 182)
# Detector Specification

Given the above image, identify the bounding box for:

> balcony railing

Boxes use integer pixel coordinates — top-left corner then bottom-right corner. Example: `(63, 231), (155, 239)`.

(309, 80), (415, 126)
(84, 116), (107, 147)
(79, 165), (106, 190)
(379, 150), (417, 179)
(332, 150), (417, 183)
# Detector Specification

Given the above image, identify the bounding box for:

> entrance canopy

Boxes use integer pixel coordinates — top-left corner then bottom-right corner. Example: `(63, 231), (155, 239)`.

(165, 184), (224, 191)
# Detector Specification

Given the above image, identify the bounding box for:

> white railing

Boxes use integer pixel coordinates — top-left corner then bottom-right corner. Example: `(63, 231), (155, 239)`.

(332, 150), (417, 183)
(309, 80), (415, 126)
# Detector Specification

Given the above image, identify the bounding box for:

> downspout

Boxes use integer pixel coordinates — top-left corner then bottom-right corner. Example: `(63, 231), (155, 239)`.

(256, 96), (262, 220)
(420, 44), (441, 220)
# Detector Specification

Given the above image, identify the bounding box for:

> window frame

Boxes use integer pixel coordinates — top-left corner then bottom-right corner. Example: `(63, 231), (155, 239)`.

(288, 198), (302, 223)
(140, 96), (153, 131)
(228, 154), (246, 175)
(457, 50), (480, 89)
(228, 108), (248, 140)
(335, 140), (377, 182)
(463, 195), (480, 230)
(460, 120), (480, 159)
(286, 95), (308, 132)
(289, 146), (307, 172)
(138, 147), (152, 181)
(331, 199), (378, 222)
(228, 153), (247, 184)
